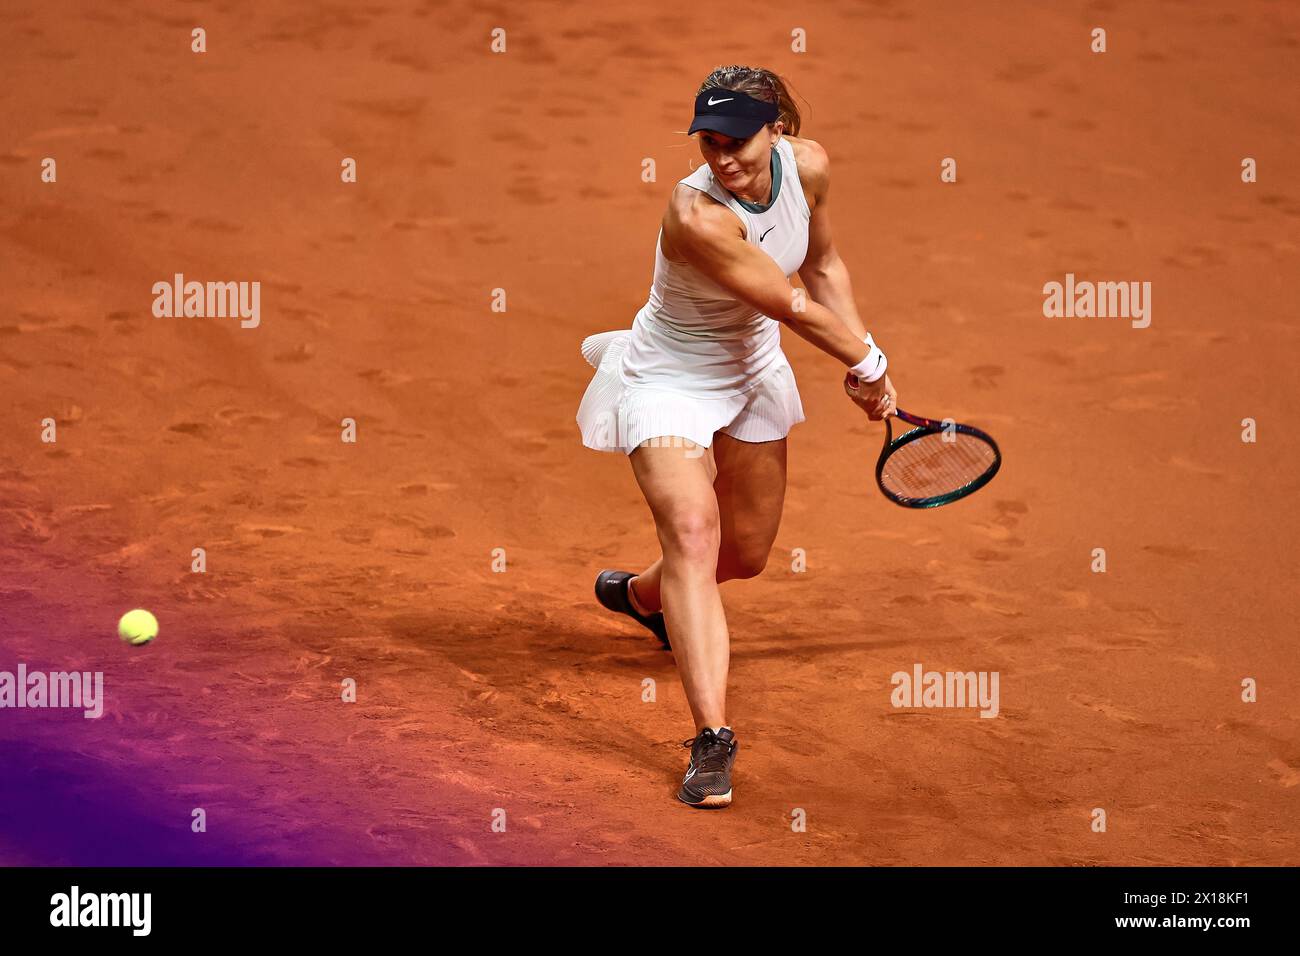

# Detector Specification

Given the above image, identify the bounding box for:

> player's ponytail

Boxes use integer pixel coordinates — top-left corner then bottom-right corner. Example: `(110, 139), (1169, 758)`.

(697, 65), (804, 136)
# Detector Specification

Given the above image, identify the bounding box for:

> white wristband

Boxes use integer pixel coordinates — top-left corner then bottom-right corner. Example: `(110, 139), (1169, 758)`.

(848, 333), (888, 383)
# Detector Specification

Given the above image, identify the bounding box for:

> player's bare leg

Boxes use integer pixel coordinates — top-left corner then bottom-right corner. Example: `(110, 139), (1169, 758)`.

(628, 433), (788, 615)
(627, 437), (728, 730)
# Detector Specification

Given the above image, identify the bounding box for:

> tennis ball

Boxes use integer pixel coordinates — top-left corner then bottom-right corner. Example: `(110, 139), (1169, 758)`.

(118, 608), (159, 646)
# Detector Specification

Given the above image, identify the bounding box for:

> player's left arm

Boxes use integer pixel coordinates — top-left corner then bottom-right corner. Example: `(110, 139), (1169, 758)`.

(795, 139), (870, 340)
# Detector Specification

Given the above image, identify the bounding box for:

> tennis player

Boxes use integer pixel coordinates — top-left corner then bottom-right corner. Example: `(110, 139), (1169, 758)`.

(576, 65), (898, 808)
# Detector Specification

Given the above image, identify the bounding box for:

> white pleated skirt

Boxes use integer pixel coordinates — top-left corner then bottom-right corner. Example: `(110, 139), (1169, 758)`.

(575, 329), (806, 455)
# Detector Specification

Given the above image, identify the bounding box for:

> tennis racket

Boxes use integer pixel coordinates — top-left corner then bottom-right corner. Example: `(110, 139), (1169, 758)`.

(875, 408), (1002, 508)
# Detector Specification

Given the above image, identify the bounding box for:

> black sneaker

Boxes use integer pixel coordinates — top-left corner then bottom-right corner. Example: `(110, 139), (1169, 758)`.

(594, 569), (670, 650)
(677, 727), (738, 808)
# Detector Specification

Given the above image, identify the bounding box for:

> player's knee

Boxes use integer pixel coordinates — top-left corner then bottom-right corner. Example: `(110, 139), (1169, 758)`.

(720, 548), (768, 581)
(738, 551), (768, 579)
(661, 510), (720, 567)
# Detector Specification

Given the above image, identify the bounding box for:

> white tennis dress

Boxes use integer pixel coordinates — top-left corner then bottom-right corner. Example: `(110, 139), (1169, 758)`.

(576, 136), (811, 455)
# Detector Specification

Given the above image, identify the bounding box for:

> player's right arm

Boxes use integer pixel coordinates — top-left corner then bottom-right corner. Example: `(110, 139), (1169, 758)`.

(664, 188), (873, 370)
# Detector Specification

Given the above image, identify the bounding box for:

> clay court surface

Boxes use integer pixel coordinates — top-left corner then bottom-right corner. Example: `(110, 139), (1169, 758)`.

(1, 1), (1297, 865)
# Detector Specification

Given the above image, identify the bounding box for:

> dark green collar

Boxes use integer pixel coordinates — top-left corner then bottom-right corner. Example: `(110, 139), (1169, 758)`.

(730, 146), (781, 213)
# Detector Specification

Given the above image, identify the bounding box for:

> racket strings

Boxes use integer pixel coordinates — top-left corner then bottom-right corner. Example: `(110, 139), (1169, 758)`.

(881, 431), (997, 499)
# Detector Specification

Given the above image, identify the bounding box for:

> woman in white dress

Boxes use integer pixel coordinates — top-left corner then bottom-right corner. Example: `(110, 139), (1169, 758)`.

(575, 65), (898, 808)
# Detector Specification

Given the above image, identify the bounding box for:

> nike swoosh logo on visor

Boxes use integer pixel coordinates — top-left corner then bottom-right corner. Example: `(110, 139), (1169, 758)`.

(706, 96), (734, 106)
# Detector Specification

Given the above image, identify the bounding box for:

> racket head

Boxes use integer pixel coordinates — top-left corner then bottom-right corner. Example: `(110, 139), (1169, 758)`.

(875, 409), (1002, 508)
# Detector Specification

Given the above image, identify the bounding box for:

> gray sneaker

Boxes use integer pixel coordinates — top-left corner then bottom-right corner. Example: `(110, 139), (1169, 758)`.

(678, 727), (738, 808)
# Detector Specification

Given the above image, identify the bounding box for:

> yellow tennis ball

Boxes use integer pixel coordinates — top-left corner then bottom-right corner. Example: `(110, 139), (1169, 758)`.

(118, 609), (159, 646)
